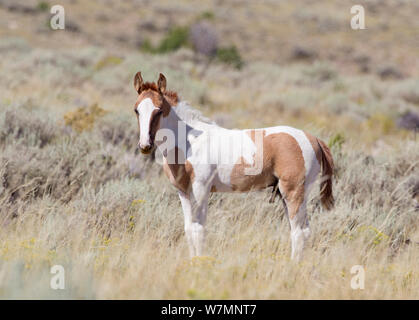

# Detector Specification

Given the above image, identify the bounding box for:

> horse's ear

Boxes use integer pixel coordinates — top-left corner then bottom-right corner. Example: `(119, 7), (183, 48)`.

(134, 71), (143, 94)
(157, 73), (166, 93)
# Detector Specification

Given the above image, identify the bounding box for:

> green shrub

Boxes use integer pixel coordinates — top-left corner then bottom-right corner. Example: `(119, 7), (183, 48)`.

(158, 27), (190, 53)
(64, 104), (107, 132)
(159, 26), (189, 53)
(365, 113), (395, 135)
(37, 1), (49, 11)
(141, 26), (189, 54)
(199, 10), (215, 21)
(328, 132), (345, 151)
(216, 46), (243, 69)
(94, 56), (123, 71)
(141, 38), (155, 53)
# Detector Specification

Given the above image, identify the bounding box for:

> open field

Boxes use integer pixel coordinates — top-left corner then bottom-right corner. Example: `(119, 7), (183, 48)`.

(0, 0), (418, 299)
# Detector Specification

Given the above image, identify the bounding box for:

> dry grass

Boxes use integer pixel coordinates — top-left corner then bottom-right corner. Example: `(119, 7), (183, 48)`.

(0, 0), (418, 299)
(0, 104), (418, 299)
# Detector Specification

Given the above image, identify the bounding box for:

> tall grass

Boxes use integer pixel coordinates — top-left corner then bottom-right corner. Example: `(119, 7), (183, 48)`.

(0, 16), (418, 296)
(0, 105), (417, 299)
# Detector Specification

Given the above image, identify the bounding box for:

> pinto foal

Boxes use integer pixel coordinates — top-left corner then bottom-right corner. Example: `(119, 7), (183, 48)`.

(133, 72), (334, 260)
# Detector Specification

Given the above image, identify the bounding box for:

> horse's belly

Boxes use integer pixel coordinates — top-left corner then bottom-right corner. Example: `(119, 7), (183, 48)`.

(210, 164), (236, 192)
(230, 168), (276, 192)
(211, 164), (276, 192)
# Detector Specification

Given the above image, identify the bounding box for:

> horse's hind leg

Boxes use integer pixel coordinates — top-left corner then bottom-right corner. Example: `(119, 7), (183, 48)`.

(289, 199), (308, 261)
(279, 181), (309, 261)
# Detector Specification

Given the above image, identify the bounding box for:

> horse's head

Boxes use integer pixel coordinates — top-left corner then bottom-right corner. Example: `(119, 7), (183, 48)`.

(133, 72), (178, 154)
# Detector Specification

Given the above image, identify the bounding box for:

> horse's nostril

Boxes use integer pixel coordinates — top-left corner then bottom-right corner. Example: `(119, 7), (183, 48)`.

(140, 146), (152, 154)
(138, 142), (154, 154)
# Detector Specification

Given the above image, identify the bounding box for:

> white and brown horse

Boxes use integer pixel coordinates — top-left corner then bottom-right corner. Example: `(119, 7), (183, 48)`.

(132, 72), (334, 260)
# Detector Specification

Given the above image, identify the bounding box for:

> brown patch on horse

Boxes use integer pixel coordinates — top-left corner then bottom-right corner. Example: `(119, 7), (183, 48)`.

(230, 130), (306, 219)
(164, 91), (179, 106)
(135, 111), (139, 128)
(138, 82), (179, 106)
(230, 130), (275, 191)
(140, 82), (158, 92)
(266, 133), (305, 219)
(162, 147), (195, 193)
(149, 108), (162, 144)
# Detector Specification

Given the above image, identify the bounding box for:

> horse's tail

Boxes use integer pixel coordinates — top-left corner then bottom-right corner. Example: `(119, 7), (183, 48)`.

(317, 138), (334, 210)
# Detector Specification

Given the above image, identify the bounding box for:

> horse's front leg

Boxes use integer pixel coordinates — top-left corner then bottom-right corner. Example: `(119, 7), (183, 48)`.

(178, 191), (194, 257)
(178, 183), (209, 257)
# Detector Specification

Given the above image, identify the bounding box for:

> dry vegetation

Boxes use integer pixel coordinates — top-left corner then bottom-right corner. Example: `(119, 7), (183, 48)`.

(0, 0), (418, 299)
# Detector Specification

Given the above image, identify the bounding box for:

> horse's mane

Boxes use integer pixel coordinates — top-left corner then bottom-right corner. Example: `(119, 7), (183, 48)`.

(173, 101), (218, 128)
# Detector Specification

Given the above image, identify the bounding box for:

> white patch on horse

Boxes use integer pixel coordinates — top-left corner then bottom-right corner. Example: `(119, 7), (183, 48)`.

(137, 98), (159, 149)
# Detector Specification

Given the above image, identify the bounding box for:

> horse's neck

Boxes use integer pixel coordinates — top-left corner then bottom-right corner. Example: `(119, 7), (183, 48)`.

(159, 108), (205, 155)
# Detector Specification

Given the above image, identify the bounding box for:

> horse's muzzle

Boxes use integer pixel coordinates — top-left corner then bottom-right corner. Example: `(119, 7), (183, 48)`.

(138, 142), (154, 155)
(140, 147), (153, 155)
